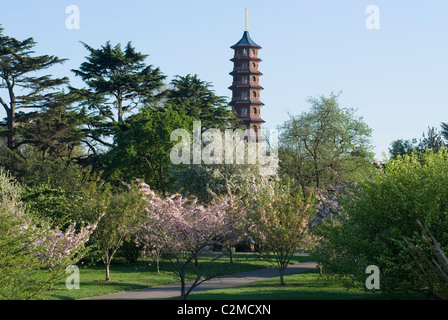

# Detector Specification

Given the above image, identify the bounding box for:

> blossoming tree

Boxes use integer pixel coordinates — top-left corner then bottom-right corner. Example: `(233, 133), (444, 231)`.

(136, 180), (247, 300)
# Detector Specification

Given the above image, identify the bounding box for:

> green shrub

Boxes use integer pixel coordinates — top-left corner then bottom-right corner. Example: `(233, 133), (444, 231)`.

(312, 149), (448, 293)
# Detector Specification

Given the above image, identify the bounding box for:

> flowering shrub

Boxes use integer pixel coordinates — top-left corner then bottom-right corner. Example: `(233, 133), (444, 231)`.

(27, 217), (102, 269)
(0, 171), (101, 299)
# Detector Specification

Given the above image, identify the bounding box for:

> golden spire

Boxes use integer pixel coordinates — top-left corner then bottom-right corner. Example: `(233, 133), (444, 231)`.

(245, 7), (248, 31)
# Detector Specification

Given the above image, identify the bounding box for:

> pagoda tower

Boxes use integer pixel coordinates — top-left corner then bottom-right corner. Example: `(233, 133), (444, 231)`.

(229, 10), (264, 140)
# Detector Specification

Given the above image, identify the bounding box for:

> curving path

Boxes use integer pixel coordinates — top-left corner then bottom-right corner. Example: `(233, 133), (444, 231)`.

(83, 261), (317, 300)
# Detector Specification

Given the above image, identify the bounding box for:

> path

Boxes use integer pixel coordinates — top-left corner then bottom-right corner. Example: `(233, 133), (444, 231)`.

(84, 261), (317, 300)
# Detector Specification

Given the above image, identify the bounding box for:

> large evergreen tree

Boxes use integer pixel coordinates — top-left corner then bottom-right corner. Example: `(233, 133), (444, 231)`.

(71, 41), (166, 153)
(166, 74), (236, 131)
(18, 91), (86, 161)
(0, 26), (69, 158)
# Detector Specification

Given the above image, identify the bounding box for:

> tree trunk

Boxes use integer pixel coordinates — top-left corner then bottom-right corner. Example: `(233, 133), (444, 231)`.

(229, 246), (234, 264)
(6, 80), (16, 151)
(180, 276), (186, 300)
(117, 94), (124, 123)
(194, 255), (199, 269)
(280, 270), (285, 286)
(106, 264), (110, 281)
(6, 109), (15, 150)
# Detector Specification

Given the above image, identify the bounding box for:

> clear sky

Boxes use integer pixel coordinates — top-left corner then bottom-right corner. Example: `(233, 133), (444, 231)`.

(1, 0), (447, 159)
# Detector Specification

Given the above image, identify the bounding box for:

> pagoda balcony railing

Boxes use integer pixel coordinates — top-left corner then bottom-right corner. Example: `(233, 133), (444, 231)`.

(233, 54), (258, 59)
(232, 81), (259, 85)
(232, 96), (261, 101)
(233, 67), (259, 71)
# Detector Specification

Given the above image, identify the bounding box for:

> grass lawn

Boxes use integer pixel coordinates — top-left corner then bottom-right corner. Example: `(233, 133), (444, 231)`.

(184, 270), (426, 300)
(38, 253), (312, 300)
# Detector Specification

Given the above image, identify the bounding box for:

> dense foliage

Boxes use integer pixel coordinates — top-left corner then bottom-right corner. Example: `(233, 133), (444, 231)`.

(312, 150), (448, 294)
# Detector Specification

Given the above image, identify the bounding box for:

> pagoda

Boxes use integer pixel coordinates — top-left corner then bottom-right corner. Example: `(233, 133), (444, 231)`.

(229, 10), (264, 140)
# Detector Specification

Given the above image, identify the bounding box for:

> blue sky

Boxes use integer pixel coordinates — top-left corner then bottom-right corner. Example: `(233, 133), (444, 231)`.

(1, 0), (447, 159)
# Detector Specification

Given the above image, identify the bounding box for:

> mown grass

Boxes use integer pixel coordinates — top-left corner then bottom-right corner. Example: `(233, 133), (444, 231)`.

(184, 270), (426, 300)
(38, 252), (425, 301)
(38, 253), (312, 300)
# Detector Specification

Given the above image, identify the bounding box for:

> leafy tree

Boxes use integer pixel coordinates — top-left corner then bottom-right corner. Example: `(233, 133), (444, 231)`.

(389, 138), (417, 159)
(21, 183), (84, 229)
(245, 178), (316, 286)
(90, 183), (146, 281)
(278, 92), (374, 190)
(389, 127), (445, 160)
(103, 106), (192, 194)
(17, 158), (93, 193)
(71, 41), (166, 153)
(0, 26), (69, 165)
(166, 74), (236, 131)
(312, 149), (448, 294)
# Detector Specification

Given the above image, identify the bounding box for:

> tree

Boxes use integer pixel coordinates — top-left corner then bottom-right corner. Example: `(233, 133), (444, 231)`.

(417, 127), (445, 153)
(441, 122), (448, 143)
(21, 183), (85, 229)
(104, 106), (193, 194)
(17, 91), (87, 161)
(312, 149), (448, 293)
(18, 156), (93, 189)
(278, 92), (374, 190)
(90, 183), (146, 281)
(166, 74), (236, 131)
(136, 180), (246, 300)
(0, 26), (69, 163)
(389, 127), (445, 160)
(389, 138), (417, 159)
(71, 41), (166, 152)
(173, 163), (261, 204)
(245, 178), (316, 286)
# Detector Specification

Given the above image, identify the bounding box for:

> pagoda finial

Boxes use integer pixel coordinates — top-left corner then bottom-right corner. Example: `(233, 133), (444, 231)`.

(245, 7), (248, 31)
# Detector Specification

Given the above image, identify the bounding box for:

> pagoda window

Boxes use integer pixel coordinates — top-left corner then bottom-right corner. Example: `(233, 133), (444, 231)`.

(252, 91), (257, 98)
(252, 76), (257, 82)
(253, 107), (257, 114)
